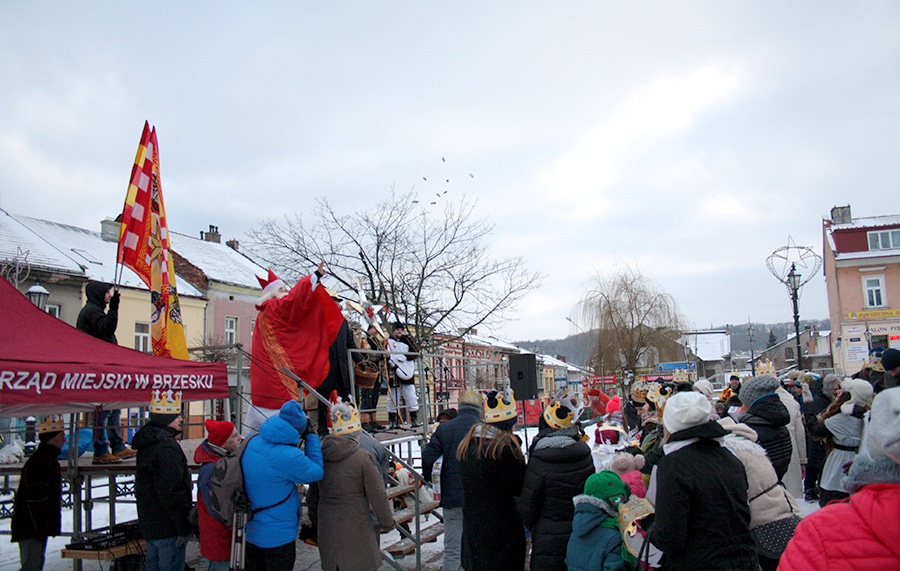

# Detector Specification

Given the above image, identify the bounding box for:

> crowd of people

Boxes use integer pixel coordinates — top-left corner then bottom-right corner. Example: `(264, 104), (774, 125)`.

(9, 270), (900, 571)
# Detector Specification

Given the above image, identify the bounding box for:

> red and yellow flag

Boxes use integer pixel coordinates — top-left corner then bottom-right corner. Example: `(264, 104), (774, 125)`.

(117, 121), (189, 360)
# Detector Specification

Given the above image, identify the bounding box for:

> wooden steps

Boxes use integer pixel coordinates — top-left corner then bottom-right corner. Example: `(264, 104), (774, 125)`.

(385, 483), (416, 500)
(384, 523), (444, 557)
(393, 499), (440, 525)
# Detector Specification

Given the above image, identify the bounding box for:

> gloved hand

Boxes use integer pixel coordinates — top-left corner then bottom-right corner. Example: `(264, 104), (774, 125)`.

(109, 290), (121, 311)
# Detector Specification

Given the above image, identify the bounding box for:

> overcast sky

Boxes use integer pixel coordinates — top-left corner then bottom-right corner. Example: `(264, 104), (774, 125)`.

(2, 3), (898, 341)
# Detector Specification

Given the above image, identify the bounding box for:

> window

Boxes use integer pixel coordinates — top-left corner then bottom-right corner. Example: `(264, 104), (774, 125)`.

(785, 347), (794, 361)
(863, 275), (886, 308)
(135, 322), (151, 353)
(250, 318), (256, 342)
(868, 229), (900, 250)
(46, 304), (61, 318)
(225, 317), (238, 345)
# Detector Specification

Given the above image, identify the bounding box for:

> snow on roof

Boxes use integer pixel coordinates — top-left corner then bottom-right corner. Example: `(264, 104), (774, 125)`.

(834, 249), (900, 262)
(1, 210), (203, 297)
(831, 213), (900, 231)
(169, 231), (265, 290)
(681, 330), (731, 362)
(466, 332), (525, 353)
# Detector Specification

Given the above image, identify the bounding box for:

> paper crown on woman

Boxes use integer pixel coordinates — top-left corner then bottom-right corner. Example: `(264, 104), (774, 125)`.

(38, 414), (65, 433)
(542, 390), (584, 429)
(631, 380), (648, 404)
(331, 400), (361, 435)
(483, 388), (517, 424)
(150, 389), (182, 414)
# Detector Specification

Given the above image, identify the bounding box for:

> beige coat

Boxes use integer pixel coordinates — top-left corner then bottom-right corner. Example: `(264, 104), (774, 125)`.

(308, 434), (395, 571)
(777, 386), (807, 498)
(718, 417), (803, 529)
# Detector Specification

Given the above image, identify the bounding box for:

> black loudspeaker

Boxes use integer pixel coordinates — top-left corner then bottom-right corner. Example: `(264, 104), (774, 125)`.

(509, 353), (538, 400)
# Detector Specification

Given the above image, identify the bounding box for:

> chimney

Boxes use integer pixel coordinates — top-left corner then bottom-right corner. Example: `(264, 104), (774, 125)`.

(100, 218), (119, 242)
(201, 225), (221, 243)
(831, 205), (852, 225)
(555, 354), (567, 363)
(226, 239), (239, 251)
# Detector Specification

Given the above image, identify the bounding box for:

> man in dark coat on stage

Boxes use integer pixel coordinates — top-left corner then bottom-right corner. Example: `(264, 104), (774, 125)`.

(76, 280), (134, 464)
(12, 416), (66, 571)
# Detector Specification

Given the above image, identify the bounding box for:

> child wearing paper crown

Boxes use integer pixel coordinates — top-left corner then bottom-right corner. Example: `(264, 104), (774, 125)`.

(565, 470), (628, 571)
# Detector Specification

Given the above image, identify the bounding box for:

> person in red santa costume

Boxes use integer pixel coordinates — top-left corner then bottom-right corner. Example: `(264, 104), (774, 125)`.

(244, 260), (344, 434)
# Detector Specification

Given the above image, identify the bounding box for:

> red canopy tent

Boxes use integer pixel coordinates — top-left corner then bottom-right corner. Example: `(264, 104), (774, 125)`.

(0, 278), (228, 417)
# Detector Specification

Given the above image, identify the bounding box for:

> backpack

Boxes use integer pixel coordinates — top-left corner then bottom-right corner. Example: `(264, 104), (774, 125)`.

(206, 433), (292, 523)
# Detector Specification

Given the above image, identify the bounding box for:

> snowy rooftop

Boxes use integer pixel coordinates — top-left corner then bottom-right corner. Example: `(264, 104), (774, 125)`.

(1, 209), (203, 297)
(681, 330), (731, 362)
(830, 213), (900, 231)
(169, 231), (265, 290)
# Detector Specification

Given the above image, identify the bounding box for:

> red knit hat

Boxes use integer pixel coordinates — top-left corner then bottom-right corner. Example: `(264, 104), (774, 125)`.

(205, 419), (235, 447)
(606, 395), (621, 414)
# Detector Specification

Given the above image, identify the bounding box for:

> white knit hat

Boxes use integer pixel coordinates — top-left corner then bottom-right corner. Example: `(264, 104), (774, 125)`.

(663, 391), (712, 434)
(848, 378), (874, 406)
(864, 387), (900, 464)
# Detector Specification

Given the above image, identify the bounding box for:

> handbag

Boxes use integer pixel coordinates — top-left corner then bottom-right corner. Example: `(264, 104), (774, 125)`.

(750, 514), (802, 559)
(749, 482), (803, 559)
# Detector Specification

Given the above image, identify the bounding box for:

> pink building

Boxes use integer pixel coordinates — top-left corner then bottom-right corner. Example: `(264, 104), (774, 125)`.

(823, 205), (900, 375)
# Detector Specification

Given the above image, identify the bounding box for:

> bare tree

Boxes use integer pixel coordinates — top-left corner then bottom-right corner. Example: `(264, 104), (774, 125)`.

(576, 265), (684, 385)
(246, 189), (543, 347)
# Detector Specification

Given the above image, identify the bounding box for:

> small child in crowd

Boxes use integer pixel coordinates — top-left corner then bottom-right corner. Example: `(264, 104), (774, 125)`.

(566, 470), (629, 571)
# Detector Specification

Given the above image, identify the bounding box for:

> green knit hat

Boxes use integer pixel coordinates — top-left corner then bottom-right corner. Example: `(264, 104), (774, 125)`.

(584, 470), (627, 505)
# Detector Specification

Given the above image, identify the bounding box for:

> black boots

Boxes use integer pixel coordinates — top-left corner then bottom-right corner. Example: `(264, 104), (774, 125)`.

(389, 412), (402, 430)
(409, 410), (422, 428)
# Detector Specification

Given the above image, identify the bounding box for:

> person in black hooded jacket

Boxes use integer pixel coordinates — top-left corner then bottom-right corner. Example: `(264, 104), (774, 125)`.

(76, 280), (132, 464)
(738, 376), (793, 481)
(517, 400), (594, 571)
(651, 392), (758, 571)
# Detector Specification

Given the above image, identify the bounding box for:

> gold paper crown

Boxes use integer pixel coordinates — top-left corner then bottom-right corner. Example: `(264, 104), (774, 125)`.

(542, 390), (581, 429)
(647, 383), (673, 415)
(631, 380), (648, 403)
(331, 402), (361, 435)
(672, 369), (690, 384)
(483, 388), (517, 423)
(459, 389), (482, 405)
(150, 389), (182, 414)
(38, 414), (65, 434)
(757, 360), (777, 376)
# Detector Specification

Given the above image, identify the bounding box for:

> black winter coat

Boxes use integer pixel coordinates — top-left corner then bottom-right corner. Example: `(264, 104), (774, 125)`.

(801, 379), (830, 467)
(517, 428), (594, 571)
(11, 442), (62, 541)
(459, 431), (527, 571)
(76, 281), (118, 343)
(651, 421), (758, 571)
(132, 423), (192, 539)
(320, 319), (362, 397)
(741, 394), (792, 481)
(421, 404), (481, 508)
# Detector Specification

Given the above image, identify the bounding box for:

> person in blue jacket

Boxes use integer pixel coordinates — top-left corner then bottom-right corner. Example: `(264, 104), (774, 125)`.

(242, 400), (324, 571)
(566, 471), (629, 571)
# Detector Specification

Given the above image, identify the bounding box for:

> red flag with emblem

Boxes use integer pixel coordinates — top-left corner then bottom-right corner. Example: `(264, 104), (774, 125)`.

(117, 121), (189, 360)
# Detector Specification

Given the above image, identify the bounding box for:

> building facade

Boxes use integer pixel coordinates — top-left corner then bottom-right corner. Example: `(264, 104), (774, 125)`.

(823, 205), (900, 375)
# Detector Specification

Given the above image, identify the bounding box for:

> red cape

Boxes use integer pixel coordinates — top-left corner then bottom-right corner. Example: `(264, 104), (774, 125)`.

(249, 275), (343, 409)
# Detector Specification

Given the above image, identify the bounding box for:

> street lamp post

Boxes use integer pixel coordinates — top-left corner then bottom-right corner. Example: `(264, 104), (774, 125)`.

(748, 321), (756, 376)
(787, 263), (803, 371)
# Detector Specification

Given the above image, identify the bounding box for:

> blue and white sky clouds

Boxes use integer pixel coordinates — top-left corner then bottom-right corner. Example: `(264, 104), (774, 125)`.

(2, 3), (899, 340)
